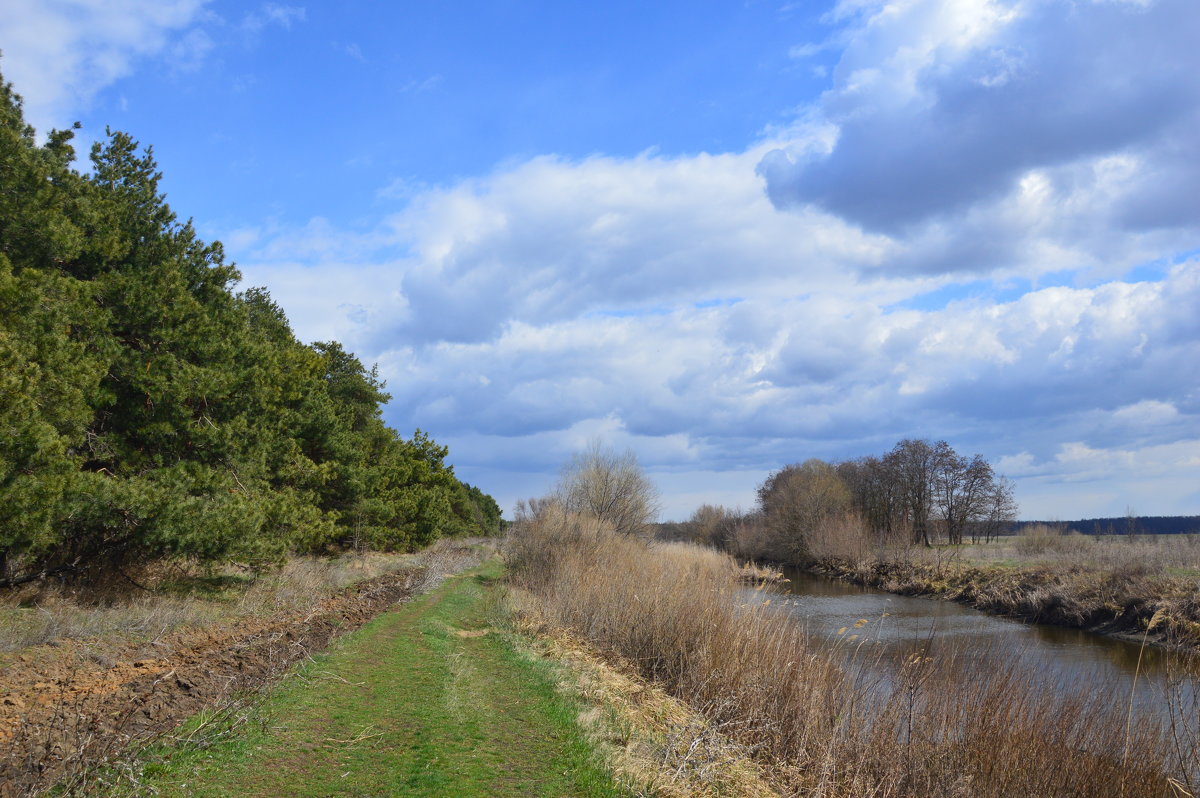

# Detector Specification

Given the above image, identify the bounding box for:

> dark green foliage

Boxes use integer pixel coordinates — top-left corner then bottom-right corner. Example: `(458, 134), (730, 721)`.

(459, 482), (505, 536)
(0, 71), (501, 584)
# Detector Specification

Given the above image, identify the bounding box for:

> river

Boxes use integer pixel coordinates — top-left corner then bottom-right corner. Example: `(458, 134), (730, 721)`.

(774, 567), (1197, 716)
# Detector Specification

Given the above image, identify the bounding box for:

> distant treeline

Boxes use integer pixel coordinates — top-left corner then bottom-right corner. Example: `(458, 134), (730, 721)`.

(1010, 517), (1200, 536)
(0, 71), (500, 587)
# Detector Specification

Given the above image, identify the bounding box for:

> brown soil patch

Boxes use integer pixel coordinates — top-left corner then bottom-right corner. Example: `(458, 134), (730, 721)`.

(0, 566), (428, 797)
(453, 628), (492, 638)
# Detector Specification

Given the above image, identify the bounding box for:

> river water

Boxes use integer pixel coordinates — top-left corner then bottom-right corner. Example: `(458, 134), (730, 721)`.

(773, 567), (1197, 715)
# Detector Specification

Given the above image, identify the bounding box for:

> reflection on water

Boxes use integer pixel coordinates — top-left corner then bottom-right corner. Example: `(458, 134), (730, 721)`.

(772, 567), (1197, 712)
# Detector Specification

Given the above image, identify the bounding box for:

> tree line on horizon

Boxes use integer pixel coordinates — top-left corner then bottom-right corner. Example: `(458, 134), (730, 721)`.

(660, 439), (1018, 562)
(1010, 516), (1200, 536)
(0, 72), (500, 587)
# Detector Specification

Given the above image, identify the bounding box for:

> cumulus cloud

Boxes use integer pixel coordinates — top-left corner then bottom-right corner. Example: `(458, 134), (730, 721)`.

(235, 148), (892, 350)
(18, 0), (1193, 518)
(231, 143), (1200, 514)
(374, 150), (890, 344)
(0, 0), (210, 132)
(759, 0), (1200, 256)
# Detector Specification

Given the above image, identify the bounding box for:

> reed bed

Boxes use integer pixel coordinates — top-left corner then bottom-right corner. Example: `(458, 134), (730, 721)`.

(506, 504), (1197, 797)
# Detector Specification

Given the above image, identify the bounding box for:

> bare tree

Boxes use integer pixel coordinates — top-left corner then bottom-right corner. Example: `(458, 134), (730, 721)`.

(857, 439), (1019, 546)
(837, 456), (902, 536)
(933, 450), (996, 545)
(1123, 505), (1140, 538)
(757, 459), (853, 561)
(975, 476), (1018, 543)
(555, 441), (660, 537)
(884, 439), (941, 546)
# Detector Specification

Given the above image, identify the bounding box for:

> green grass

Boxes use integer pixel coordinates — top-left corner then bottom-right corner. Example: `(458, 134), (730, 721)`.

(118, 560), (625, 797)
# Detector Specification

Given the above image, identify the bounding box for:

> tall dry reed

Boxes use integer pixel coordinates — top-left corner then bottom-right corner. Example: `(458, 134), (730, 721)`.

(506, 503), (1195, 797)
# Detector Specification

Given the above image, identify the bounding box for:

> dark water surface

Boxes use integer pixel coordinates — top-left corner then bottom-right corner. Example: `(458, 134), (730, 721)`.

(774, 567), (1197, 713)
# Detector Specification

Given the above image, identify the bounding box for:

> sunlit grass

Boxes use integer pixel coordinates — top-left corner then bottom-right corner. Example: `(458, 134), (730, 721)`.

(117, 561), (626, 798)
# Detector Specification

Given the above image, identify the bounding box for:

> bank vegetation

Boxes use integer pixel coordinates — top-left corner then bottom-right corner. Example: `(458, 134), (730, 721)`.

(506, 501), (1200, 797)
(658, 439), (1200, 647)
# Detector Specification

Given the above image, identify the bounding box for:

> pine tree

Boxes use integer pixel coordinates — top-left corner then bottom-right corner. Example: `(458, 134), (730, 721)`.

(0, 67), (502, 585)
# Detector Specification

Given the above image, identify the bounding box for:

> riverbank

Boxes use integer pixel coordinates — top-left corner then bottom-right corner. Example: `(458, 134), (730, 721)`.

(804, 538), (1200, 650)
(508, 504), (1198, 797)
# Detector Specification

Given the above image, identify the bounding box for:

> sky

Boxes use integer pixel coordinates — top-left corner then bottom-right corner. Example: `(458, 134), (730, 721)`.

(2, 0), (1198, 522)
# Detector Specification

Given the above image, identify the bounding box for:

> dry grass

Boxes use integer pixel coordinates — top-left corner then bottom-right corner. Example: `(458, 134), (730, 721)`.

(0, 538), (493, 655)
(505, 504), (1197, 798)
(977, 529), (1200, 577)
(511, 608), (779, 797)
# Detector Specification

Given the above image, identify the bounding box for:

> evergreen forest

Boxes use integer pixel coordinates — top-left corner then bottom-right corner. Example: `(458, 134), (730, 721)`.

(0, 72), (501, 587)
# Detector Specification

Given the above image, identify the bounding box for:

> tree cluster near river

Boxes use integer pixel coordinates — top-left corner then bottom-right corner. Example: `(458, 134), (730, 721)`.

(661, 439), (1017, 563)
(0, 72), (500, 587)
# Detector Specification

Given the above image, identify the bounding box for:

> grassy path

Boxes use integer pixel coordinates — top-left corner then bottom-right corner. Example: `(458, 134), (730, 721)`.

(131, 561), (624, 797)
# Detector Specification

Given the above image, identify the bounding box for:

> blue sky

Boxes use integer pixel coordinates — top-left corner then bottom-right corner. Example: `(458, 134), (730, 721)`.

(3, 0), (1198, 521)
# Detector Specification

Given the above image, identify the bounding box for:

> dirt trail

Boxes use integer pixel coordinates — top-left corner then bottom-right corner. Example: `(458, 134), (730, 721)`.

(138, 562), (622, 798)
(0, 548), (483, 797)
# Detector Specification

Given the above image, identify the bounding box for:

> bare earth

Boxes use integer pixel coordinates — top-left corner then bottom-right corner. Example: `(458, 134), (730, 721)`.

(0, 567), (427, 797)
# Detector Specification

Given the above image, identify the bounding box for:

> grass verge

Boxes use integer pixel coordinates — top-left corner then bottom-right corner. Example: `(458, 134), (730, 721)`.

(1, 540), (494, 795)
(105, 559), (626, 798)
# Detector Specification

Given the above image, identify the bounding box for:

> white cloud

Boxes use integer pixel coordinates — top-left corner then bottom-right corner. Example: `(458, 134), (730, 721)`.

(17, 0), (1195, 520)
(266, 4), (305, 25)
(1111, 400), (1180, 427)
(0, 0), (313, 134)
(0, 0), (210, 133)
(168, 28), (216, 73)
(759, 0), (1200, 261)
(399, 74), (443, 94)
(376, 150), (892, 344)
(227, 136), (1200, 515)
(241, 3), (306, 33)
